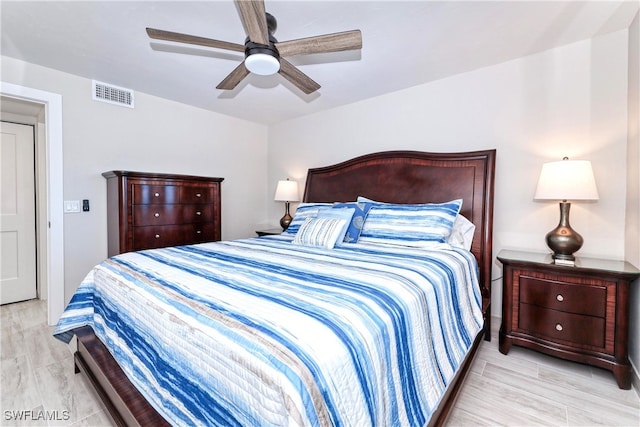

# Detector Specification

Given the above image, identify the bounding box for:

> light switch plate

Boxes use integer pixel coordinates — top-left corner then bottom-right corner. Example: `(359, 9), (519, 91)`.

(64, 200), (81, 213)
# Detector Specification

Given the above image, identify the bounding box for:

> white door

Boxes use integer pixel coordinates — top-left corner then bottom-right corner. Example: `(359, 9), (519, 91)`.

(1, 121), (37, 304)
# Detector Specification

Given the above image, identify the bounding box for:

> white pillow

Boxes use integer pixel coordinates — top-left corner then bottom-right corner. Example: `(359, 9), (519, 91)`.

(448, 214), (475, 251)
(292, 217), (349, 249)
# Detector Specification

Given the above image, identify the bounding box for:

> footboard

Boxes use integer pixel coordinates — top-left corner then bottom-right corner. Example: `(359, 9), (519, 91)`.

(74, 326), (169, 427)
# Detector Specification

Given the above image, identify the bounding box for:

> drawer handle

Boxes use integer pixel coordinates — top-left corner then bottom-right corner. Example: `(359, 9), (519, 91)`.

(154, 212), (160, 218)
(154, 192), (160, 197)
(556, 294), (564, 302)
(195, 193), (202, 198)
(555, 323), (563, 332)
(155, 234), (160, 239)
(196, 211), (202, 216)
(196, 230), (202, 234)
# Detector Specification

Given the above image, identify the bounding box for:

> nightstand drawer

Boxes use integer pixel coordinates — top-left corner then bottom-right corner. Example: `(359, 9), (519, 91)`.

(519, 275), (606, 317)
(519, 303), (605, 348)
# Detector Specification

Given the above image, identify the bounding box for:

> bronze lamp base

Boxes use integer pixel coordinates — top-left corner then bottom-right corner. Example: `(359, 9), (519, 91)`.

(279, 201), (292, 230)
(546, 201), (583, 262)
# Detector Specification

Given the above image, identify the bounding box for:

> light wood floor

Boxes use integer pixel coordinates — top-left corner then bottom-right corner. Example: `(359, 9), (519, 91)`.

(447, 321), (640, 426)
(1, 299), (638, 426)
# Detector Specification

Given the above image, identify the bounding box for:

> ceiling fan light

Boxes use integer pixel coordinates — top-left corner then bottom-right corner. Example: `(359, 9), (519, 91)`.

(245, 53), (280, 75)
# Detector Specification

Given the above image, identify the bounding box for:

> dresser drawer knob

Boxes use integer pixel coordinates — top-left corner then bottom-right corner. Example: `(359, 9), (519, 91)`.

(556, 294), (564, 302)
(555, 323), (563, 332)
(195, 193), (202, 198)
(196, 230), (202, 234)
(154, 192), (160, 197)
(154, 212), (160, 218)
(155, 234), (160, 239)
(196, 211), (202, 216)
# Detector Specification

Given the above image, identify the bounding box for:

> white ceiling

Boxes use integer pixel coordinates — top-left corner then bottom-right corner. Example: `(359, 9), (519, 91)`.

(2, 1), (638, 125)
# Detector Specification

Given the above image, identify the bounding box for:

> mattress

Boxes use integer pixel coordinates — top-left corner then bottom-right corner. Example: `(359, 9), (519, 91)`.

(55, 235), (483, 426)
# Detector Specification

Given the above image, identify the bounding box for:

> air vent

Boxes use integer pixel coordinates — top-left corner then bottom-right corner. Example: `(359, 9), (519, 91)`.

(92, 80), (134, 108)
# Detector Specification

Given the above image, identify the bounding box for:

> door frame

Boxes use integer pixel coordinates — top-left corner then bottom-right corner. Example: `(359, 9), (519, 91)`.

(1, 82), (64, 325)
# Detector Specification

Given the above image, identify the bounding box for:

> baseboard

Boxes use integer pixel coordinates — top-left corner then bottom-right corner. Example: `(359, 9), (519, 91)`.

(630, 359), (640, 399)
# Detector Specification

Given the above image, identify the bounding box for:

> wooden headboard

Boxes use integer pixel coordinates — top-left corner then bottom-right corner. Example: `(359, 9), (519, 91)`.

(303, 150), (496, 335)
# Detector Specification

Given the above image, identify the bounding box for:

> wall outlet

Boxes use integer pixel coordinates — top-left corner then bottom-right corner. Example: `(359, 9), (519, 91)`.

(82, 199), (90, 212)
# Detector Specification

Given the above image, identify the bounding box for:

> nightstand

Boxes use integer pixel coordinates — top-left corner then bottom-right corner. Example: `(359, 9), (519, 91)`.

(497, 249), (640, 389)
(255, 228), (283, 237)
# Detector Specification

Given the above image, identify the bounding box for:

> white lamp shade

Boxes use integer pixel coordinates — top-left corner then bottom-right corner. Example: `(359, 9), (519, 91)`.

(245, 53), (280, 76)
(534, 159), (599, 201)
(274, 180), (300, 202)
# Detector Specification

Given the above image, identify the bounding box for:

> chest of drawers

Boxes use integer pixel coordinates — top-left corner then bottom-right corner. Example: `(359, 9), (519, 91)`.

(103, 171), (224, 255)
(497, 250), (639, 389)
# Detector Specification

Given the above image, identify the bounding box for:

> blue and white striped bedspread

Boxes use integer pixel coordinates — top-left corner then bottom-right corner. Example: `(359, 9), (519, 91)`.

(54, 235), (483, 426)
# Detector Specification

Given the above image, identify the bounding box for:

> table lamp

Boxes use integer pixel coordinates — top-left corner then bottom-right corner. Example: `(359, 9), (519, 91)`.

(534, 157), (599, 264)
(274, 179), (299, 230)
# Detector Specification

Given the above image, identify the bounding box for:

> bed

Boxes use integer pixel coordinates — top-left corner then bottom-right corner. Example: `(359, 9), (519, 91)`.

(55, 149), (495, 427)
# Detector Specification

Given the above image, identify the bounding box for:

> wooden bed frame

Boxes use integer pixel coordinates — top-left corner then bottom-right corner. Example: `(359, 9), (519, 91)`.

(74, 149), (496, 427)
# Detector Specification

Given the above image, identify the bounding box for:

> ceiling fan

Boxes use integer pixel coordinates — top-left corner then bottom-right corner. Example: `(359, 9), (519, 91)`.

(146, 0), (362, 95)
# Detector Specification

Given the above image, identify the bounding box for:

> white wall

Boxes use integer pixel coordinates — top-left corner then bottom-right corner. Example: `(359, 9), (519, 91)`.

(1, 56), (269, 304)
(269, 30), (631, 320)
(625, 12), (640, 384)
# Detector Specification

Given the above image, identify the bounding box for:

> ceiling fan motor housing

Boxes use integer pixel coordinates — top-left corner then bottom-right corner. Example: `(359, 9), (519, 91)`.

(244, 12), (280, 61)
(244, 38), (280, 60)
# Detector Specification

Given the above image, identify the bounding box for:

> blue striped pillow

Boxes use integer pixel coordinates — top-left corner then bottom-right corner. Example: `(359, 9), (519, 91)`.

(283, 203), (332, 235)
(292, 217), (349, 249)
(359, 199), (463, 247)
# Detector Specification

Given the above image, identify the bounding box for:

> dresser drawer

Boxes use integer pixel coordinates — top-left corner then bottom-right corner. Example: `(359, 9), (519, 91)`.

(133, 184), (179, 205)
(186, 223), (215, 243)
(519, 303), (605, 348)
(132, 223), (215, 250)
(181, 205), (214, 223)
(133, 205), (214, 226)
(519, 276), (606, 317)
(133, 205), (180, 226)
(180, 186), (215, 204)
(133, 225), (184, 250)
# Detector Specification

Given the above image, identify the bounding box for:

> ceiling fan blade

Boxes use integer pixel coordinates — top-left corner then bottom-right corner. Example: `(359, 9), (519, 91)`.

(235, 0), (269, 45)
(276, 30), (362, 57)
(146, 28), (244, 52)
(216, 62), (250, 90)
(278, 59), (320, 95)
